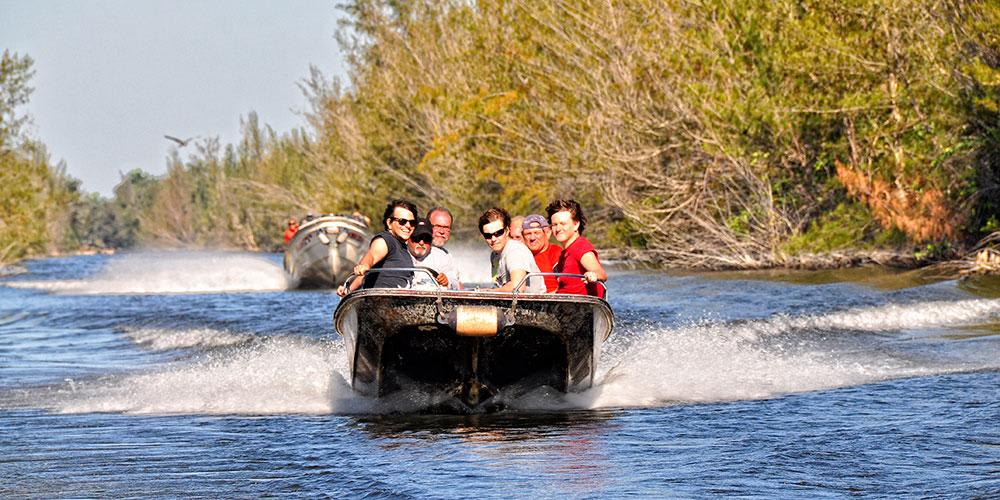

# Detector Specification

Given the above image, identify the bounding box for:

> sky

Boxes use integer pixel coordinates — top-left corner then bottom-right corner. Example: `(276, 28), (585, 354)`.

(0, 0), (347, 196)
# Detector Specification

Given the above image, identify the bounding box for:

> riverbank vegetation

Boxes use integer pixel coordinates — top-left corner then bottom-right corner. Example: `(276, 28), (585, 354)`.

(3, 1), (999, 270)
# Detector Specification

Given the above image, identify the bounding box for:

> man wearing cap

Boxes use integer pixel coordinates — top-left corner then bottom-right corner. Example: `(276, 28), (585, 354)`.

(407, 220), (460, 290)
(522, 214), (562, 292)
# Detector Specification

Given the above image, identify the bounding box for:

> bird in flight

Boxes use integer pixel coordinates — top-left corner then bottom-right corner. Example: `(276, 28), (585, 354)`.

(164, 135), (195, 147)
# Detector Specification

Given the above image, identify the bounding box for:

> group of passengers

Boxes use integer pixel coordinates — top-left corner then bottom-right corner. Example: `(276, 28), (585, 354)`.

(335, 199), (607, 297)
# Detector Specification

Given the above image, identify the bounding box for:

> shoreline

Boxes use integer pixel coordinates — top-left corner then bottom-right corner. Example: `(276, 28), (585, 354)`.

(4, 246), (997, 279)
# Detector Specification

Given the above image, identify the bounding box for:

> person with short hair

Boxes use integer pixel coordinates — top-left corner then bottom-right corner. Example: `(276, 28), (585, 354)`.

(426, 206), (463, 289)
(426, 207), (454, 249)
(338, 199), (417, 296)
(407, 220), (460, 290)
(284, 218), (299, 244)
(509, 215), (525, 241)
(521, 214), (561, 293)
(546, 199), (607, 297)
(479, 207), (545, 293)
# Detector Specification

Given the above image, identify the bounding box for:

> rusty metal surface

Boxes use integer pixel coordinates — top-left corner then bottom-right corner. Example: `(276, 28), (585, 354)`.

(333, 288), (614, 408)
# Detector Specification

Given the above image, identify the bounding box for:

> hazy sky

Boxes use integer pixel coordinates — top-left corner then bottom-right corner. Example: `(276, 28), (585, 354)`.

(0, 0), (346, 195)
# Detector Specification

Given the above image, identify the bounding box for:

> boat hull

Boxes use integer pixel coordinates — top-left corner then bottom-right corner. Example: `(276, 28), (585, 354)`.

(333, 288), (614, 411)
(284, 216), (370, 288)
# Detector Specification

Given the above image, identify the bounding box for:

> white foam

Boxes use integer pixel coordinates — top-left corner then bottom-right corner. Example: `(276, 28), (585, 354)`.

(8, 251), (290, 294)
(32, 298), (1000, 415)
(121, 326), (253, 351)
(443, 243), (493, 285)
(54, 336), (352, 415)
(571, 299), (1000, 409)
(790, 298), (1000, 333)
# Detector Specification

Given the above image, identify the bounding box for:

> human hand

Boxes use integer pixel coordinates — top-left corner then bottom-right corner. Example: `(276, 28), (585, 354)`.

(582, 271), (598, 283)
(436, 273), (449, 286)
(337, 285), (348, 297)
(353, 264), (369, 276)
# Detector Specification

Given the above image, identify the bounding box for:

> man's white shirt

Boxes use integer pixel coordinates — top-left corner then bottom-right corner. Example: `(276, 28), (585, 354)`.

(410, 246), (460, 290)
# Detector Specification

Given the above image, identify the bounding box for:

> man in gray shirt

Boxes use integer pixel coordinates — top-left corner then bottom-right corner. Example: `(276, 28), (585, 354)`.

(478, 207), (545, 293)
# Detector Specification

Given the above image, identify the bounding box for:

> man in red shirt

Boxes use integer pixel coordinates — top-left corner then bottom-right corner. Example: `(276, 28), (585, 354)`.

(521, 214), (561, 292)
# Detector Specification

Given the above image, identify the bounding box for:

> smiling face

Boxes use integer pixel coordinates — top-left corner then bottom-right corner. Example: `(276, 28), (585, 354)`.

(522, 227), (550, 254)
(550, 210), (579, 244)
(407, 234), (432, 260)
(386, 207), (416, 241)
(428, 210), (452, 248)
(481, 219), (508, 253)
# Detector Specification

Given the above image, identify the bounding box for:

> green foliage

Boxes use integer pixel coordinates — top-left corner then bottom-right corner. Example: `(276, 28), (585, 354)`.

(0, 51), (81, 264)
(0, 50), (34, 150)
(0, 150), (50, 262)
(9, 0), (1000, 269)
(606, 218), (649, 249)
(782, 202), (876, 255)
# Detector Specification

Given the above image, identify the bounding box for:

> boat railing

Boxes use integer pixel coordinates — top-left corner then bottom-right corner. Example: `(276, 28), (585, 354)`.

(508, 272), (608, 321)
(341, 269), (609, 333)
(340, 267), (445, 292)
(511, 272), (608, 297)
(342, 269), (608, 297)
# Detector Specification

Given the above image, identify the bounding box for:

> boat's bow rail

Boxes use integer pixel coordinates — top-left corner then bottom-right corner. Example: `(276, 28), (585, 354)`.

(338, 268), (613, 341)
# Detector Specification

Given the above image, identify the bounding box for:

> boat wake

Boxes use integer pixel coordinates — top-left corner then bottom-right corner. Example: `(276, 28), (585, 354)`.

(581, 298), (1000, 409)
(7, 252), (290, 294)
(4, 298), (998, 415)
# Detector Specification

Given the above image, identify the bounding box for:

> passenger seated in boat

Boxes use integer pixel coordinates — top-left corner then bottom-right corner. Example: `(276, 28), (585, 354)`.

(479, 207), (546, 293)
(283, 218), (299, 244)
(337, 199), (417, 297)
(546, 199), (607, 298)
(426, 206), (463, 289)
(509, 215), (525, 242)
(521, 214), (561, 292)
(406, 220), (460, 290)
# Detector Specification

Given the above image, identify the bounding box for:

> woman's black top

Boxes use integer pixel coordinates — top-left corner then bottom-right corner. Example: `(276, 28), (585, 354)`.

(362, 230), (412, 289)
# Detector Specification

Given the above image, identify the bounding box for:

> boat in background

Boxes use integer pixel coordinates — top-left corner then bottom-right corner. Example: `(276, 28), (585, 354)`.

(333, 270), (614, 412)
(284, 214), (371, 288)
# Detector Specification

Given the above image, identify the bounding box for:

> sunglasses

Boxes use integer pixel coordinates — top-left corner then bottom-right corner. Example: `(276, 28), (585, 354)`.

(481, 227), (506, 240)
(412, 236), (432, 244)
(390, 217), (417, 227)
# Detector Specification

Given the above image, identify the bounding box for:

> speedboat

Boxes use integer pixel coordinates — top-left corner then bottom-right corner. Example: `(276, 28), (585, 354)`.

(333, 270), (614, 412)
(284, 215), (371, 288)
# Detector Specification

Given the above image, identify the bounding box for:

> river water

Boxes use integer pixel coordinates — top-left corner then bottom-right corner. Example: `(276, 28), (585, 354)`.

(1, 251), (998, 497)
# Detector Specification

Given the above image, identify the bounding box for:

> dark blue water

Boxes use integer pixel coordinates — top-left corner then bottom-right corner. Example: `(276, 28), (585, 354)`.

(1, 252), (998, 497)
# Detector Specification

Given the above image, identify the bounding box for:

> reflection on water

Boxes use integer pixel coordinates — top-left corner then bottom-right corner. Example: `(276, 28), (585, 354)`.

(355, 409), (618, 441)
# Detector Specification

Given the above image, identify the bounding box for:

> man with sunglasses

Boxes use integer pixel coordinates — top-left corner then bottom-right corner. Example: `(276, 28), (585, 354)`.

(479, 207), (545, 293)
(338, 199), (418, 296)
(407, 220), (460, 290)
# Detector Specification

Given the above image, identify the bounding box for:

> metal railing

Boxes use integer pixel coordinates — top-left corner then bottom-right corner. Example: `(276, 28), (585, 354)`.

(510, 272), (608, 297)
(340, 267), (444, 292)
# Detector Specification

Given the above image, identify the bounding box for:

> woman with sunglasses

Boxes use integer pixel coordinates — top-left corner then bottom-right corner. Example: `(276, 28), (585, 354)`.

(479, 207), (546, 293)
(338, 199), (418, 296)
(546, 199), (607, 298)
